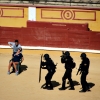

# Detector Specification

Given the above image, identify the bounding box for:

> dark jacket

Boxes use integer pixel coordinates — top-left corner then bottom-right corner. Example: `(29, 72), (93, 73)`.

(12, 53), (23, 62)
(61, 56), (73, 70)
(42, 58), (56, 73)
(80, 57), (90, 73)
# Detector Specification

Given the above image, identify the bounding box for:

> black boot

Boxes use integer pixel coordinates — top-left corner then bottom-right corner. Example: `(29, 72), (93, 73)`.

(59, 80), (66, 90)
(47, 82), (53, 90)
(69, 87), (75, 90)
(79, 89), (86, 92)
(43, 81), (49, 89)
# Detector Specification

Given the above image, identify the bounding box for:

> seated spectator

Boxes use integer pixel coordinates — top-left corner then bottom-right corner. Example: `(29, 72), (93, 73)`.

(7, 48), (24, 75)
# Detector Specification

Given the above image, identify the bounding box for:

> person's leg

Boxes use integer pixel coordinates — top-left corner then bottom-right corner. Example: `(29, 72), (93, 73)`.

(85, 73), (90, 90)
(48, 72), (55, 89)
(49, 81), (53, 89)
(12, 66), (15, 72)
(80, 72), (86, 92)
(68, 71), (74, 90)
(7, 61), (13, 74)
(13, 62), (19, 75)
(44, 73), (49, 88)
(61, 70), (67, 89)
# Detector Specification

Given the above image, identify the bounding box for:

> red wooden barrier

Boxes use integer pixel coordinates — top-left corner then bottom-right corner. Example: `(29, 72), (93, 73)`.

(0, 26), (100, 50)
(27, 21), (89, 31)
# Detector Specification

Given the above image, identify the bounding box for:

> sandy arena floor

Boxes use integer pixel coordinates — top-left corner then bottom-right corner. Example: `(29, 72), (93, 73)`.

(0, 49), (100, 100)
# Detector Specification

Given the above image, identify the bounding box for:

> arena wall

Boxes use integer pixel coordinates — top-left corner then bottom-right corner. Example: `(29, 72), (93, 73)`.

(0, 26), (100, 51)
(0, 4), (100, 31)
(36, 7), (100, 31)
(0, 4), (100, 53)
(0, 5), (28, 27)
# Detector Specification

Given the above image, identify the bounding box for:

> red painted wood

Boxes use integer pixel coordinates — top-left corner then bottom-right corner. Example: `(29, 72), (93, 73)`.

(27, 21), (88, 31)
(67, 31), (90, 49)
(0, 26), (100, 50)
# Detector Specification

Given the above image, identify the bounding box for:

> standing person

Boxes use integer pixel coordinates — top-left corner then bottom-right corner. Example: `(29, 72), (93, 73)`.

(8, 40), (22, 54)
(41, 54), (56, 90)
(79, 53), (90, 92)
(60, 51), (75, 90)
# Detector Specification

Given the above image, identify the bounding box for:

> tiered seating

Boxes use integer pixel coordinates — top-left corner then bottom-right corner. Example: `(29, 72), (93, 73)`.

(0, 0), (100, 4)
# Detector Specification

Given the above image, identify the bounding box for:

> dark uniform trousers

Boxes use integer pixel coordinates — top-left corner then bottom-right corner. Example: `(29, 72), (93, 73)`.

(45, 70), (55, 88)
(81, 71), (89, 91)
(62, 69), (74, 88)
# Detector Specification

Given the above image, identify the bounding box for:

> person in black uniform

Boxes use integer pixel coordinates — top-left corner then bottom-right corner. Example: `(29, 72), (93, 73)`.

(79, 53), (90, 92)
(41, 54), (56, 90)
(60, 51), (75, 90)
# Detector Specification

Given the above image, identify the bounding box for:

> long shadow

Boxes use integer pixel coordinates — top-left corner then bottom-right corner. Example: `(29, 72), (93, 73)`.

(41, 81), (60, 88)
(88, 82), (95, 89)
(19, 65), (28, 74)
(52, 81), (61, 87)
(10, 65), (28, 74)
(73, 80), (80, 86)
(59, 80), (80, 90)
(73, 81), (95, 89)
(67, 80), (80, 86)
(59, 86), (70, 90)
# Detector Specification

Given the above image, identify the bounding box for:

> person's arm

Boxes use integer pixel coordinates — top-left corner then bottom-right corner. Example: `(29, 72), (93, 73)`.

(18, 45), (22, 53)
(61, 57), (66, 63)
(8, 42), (15, 48)
(41, 61), (47, 69)
(18, 44), (22, 48)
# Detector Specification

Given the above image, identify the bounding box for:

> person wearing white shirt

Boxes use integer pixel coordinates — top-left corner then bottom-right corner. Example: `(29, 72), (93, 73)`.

(8, 40), (22, 54)
(8, 40), (22, 73)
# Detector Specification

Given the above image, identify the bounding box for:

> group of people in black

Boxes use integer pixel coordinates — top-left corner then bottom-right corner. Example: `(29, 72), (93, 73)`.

(41, 51), (90, 92)
(8, 40), (90, 92)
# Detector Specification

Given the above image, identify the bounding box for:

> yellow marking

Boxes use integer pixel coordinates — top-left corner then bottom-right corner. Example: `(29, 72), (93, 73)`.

(74, 11), (95, 20)
(42, 10), (62, 19)
(3, 8), (23, 17)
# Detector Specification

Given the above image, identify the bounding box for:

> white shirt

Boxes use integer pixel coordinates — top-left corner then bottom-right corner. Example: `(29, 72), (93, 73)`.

(8, 42), (21, 53)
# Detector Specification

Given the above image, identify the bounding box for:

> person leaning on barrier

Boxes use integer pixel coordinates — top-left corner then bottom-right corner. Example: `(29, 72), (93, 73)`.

(7, 48), (24, 75)
(41, 54), (56, 90)
(79, 53), (90, 92)
(60, 51), (75, 90)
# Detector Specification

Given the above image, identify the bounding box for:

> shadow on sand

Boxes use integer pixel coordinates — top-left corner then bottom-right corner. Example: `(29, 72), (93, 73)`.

(41, 81), (60, 88)
(19, 65), (28, 74)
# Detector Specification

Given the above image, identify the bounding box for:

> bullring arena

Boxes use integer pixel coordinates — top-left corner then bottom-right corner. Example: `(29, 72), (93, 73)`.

(0, 49), (100, 100)
(0, 1), (100, 100)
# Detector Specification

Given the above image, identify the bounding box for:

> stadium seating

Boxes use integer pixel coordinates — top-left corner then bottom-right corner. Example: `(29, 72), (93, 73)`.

(0, 0), (100, 5)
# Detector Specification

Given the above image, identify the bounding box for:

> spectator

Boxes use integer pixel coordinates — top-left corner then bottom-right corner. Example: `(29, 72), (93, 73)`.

(7, 48), (24, 75)
(8, 40), (22, 54)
